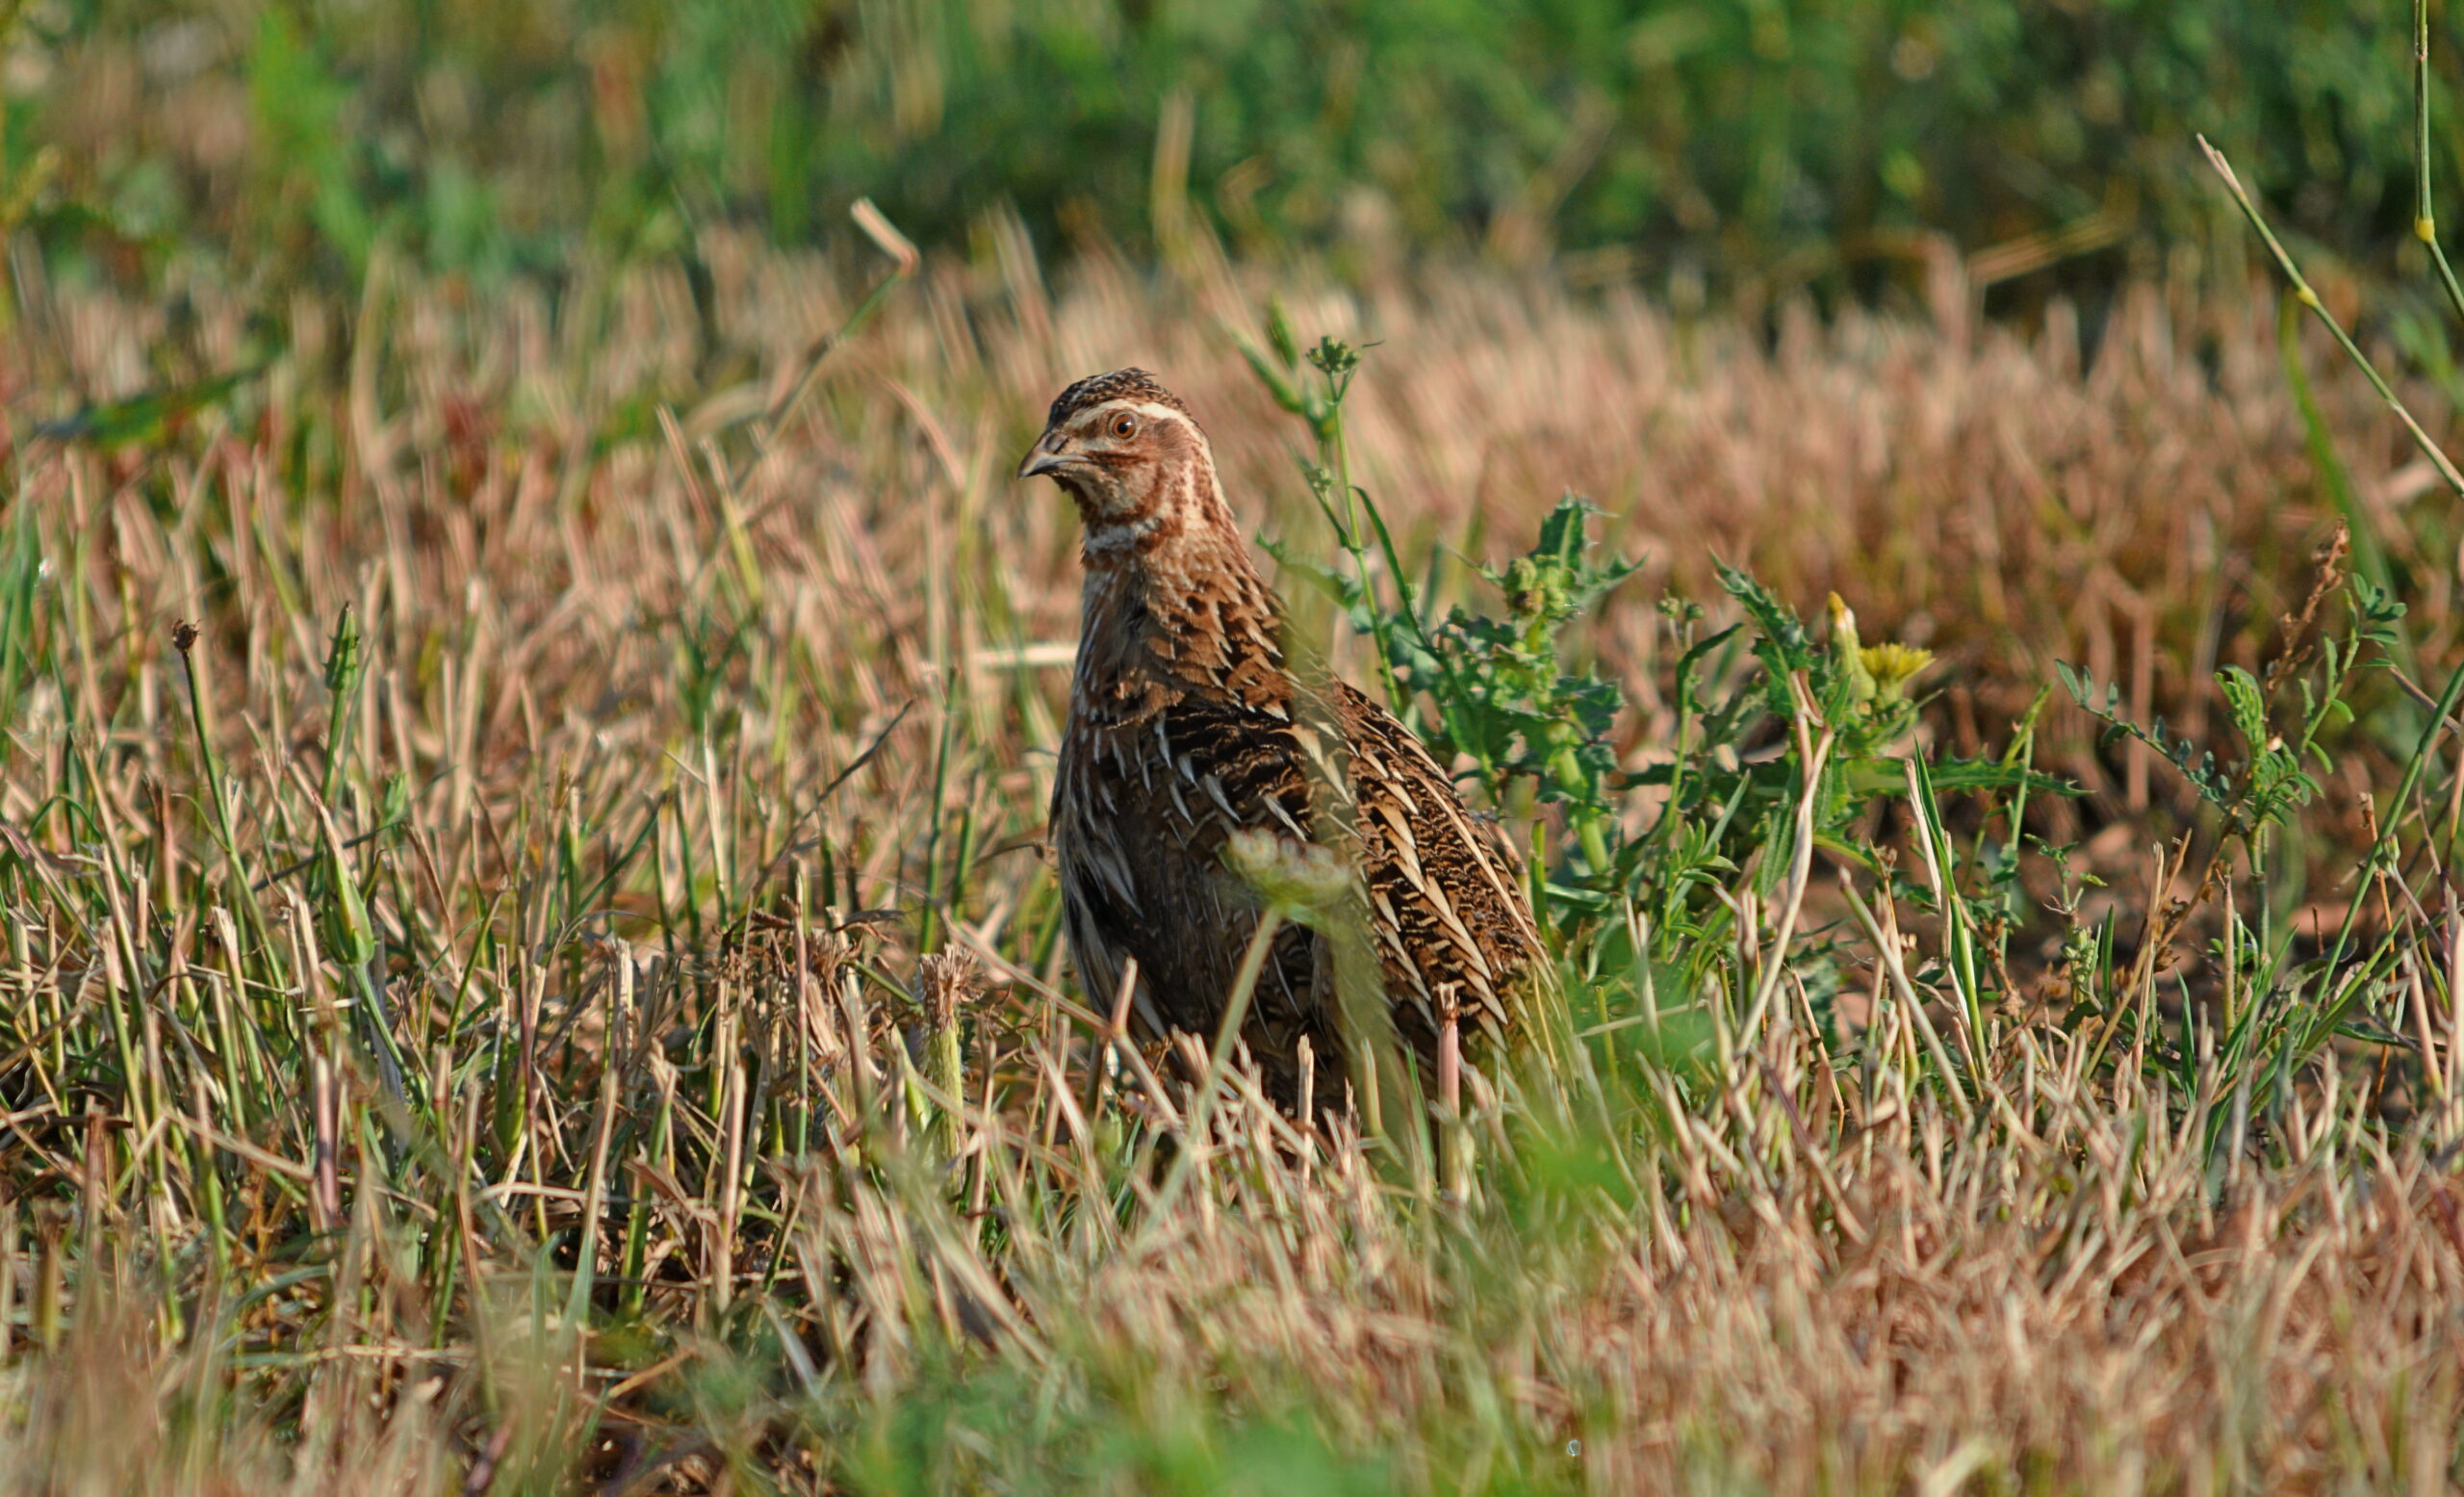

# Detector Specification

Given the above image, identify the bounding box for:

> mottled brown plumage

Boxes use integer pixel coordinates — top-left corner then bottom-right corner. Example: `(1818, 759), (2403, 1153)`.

(1019, 368), (1546, 1113)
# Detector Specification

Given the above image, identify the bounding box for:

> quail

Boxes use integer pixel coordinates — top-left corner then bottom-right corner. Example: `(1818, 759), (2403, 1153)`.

(1019, 368), (1546, 1114)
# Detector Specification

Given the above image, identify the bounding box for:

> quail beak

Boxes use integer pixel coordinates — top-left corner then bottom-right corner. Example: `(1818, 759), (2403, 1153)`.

(1016, 435), (1070, 480)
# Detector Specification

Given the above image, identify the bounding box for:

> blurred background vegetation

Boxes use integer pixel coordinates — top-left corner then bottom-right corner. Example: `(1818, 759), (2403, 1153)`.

(5, 0), (2461, 312)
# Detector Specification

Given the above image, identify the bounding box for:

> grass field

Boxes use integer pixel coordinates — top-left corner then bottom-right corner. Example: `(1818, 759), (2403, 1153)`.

(6, 231), (2464, 1493)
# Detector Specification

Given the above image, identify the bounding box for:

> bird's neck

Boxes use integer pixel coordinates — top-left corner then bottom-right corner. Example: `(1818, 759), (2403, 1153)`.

(1073, 524), (1291, 719)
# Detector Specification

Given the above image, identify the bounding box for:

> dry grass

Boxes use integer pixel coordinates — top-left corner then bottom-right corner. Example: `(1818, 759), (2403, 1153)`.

(4, 239), (2463, 1493)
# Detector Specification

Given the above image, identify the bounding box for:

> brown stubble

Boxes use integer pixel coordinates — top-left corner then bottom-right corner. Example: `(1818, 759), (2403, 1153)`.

(0, 236), (2457, 1491)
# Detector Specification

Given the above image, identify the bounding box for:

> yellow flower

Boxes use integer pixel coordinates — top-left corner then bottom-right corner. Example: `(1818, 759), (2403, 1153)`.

(1859, 642), (1937, 704)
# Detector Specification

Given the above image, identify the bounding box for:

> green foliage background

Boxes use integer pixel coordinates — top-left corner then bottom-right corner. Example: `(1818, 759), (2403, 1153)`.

(9, 0), (2461, 296)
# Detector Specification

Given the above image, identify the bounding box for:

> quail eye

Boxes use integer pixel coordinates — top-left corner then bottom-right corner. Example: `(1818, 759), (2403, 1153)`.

(1110, 413), (1139, 438)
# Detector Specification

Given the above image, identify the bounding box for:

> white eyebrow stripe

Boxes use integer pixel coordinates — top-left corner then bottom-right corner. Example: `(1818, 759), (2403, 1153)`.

(1066, 400), (1194, 434)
